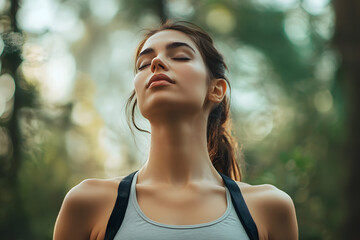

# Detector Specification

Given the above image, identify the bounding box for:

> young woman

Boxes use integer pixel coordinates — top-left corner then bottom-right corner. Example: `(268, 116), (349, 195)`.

(54, 21), (298, 240)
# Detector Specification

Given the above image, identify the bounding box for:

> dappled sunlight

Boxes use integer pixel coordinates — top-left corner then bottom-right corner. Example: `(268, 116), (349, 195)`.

(17, 0), (59, 34)
(89, 0), (120, 24)
(65, 129), (92, 164)
(243, 110), (274, 143)
(21, 39), (77, 105)
(206, 5), (235, 34)
(314, 49), (338, 82)
(99, 126), (127, 176)
(165, 0), (195, 18)
(283, 8), (311, 46)
(137, 12), (161, 28)
(0, 73), (15, 116)
(312, 6), (335, 40)
(42, 53), (76, 104)
(0, 0), (347, 239)
(253, 0), (298, 11)
(231, 88), (268, 113)
(71, 102), (96, 126)
(313, 89), (333, 113)
(302, 0), (330, 15)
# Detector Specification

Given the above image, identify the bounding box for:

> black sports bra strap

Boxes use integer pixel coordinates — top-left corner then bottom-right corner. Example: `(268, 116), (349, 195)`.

(218, 172), (259, 240)
(104, 170), (259, 240)
(104, 170), (138, 240)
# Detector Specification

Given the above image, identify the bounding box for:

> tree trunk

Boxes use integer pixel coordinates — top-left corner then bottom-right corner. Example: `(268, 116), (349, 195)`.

(0, 0), (33, 238)
(332, 1), (360, 239)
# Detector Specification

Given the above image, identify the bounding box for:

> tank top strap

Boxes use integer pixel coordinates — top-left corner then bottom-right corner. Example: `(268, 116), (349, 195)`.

(104, 170), (139, 240)
(105, 170), (259, 240)
(218, 172), (259, 240)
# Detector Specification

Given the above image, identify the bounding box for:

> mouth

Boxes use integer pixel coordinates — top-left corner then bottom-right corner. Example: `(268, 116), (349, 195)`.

(147, 73), (175, 88)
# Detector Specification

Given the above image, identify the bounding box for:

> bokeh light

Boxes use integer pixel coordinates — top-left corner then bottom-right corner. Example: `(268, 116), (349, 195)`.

(206, 5), (235, 34)
(0, 0), (349, 239)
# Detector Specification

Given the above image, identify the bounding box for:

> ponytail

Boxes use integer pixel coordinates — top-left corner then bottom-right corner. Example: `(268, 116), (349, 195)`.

(207, 96), (242, 181)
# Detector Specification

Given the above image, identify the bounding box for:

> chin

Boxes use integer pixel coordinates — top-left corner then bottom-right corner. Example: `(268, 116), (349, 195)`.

(141, 100), (202, 121)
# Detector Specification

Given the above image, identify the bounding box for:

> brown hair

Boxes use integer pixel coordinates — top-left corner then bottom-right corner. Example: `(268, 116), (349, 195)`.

(126, 20), (243, 181)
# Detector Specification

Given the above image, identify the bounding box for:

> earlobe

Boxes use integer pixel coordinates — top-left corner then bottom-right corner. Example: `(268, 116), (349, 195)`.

(209, 78), (227, 103)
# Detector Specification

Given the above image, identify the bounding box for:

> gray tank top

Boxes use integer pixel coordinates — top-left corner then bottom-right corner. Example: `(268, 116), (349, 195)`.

(113, 170), (250, 240)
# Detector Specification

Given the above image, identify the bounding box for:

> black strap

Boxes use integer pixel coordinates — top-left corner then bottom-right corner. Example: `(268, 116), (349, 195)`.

(104, 170), (259, 240)
(104, 170), (138, 240)
(218, 172), (259, 240)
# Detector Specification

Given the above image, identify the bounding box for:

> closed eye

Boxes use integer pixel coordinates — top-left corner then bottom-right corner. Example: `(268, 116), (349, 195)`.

(173, 57), (190, 61)
(138, 63), (150, 70)
(138, 58), (190, 71)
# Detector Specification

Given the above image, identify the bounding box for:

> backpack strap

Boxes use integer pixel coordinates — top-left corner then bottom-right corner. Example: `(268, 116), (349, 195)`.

(218, 172), (259, 240)
(104, 170), (139, 240)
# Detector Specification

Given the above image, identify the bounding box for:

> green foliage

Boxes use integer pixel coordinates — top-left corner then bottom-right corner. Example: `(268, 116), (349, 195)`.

(0, 0), (347, 239)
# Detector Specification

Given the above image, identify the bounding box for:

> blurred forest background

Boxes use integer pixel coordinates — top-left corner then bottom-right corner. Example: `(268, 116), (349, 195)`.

(1, 0), (359, 239)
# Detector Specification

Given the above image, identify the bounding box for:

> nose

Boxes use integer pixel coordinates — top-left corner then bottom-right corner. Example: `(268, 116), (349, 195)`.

(151, 56), (168, 73)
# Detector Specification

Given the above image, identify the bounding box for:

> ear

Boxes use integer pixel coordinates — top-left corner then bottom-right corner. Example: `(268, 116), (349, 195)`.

(208, 78), (227, 104)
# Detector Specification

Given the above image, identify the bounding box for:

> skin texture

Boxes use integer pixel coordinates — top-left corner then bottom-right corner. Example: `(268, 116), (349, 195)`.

(53, 30), (298, 240)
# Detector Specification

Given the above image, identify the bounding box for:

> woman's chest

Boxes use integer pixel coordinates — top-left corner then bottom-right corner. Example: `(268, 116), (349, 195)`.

(135, 185), (228, 225)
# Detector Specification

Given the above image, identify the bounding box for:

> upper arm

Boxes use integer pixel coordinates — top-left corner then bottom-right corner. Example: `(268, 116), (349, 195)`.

(53, 180), (98, 240)
(262, 185), (298, 240)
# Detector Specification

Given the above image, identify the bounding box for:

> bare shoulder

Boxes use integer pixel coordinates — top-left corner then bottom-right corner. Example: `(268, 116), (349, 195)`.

(68, 176), (124, 200)
(235, 181), (298, 240)
(236, 182), (294, 207)
(54, 176), (125, 240)
(64, 177), (122, 208)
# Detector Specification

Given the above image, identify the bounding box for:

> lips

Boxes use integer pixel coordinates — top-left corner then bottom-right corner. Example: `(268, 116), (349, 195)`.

(147, 73), (175, 88)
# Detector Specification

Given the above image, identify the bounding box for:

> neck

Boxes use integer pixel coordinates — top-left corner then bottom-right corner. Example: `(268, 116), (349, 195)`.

(138, 114), (223, 189)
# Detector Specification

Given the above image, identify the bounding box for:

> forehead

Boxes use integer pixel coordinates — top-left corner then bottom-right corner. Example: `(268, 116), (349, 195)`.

(141, 29), (197, 52)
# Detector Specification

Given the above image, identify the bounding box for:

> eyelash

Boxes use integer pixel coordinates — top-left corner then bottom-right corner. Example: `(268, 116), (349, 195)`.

(138, 64), (150, 70)
(138, 57), (190, 70)
(173, 57), (190, 61)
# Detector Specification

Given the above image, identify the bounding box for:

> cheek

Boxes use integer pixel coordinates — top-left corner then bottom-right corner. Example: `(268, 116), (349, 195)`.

(177, 62), (208, 95)
(133, 73), (148, 111)
(133, 73), (145, 96)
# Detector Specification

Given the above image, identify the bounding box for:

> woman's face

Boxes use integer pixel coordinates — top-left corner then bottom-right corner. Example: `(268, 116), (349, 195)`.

(134, 29), (210, 121)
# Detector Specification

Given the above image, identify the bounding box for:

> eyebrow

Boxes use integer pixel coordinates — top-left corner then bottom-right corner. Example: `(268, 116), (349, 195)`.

(137, 42), (196, 60)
